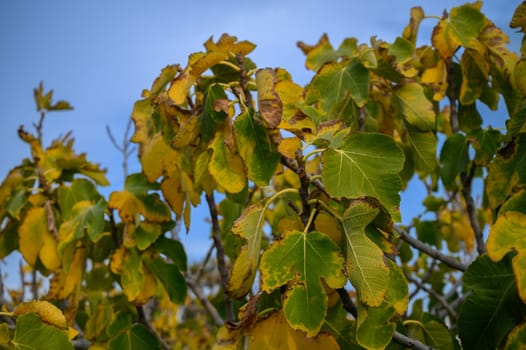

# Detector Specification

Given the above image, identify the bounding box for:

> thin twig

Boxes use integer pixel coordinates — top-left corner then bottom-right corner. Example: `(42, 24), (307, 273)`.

(136, 305), (171, 350)
(406, 275), (457, 320)
(194, 243), (215, 282)
(206, 192), (235, 322)
(396, 227), (467, 272)
(185, 276), (224, 327)
(408, 259), (437, 300)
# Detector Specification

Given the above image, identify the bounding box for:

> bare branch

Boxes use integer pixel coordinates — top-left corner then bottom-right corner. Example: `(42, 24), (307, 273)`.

(136, 305), (172, 350)
(406, 275), (457, 320)
(396, 226), (467, 272)
(205, 192), (235, 322)
(185, 276), (224, 327)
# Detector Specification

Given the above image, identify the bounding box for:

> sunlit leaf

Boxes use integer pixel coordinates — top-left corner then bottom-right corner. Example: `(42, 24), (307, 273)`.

(305, 58), (369, 111)
(260, 230), (346, 336)
(432, 3), (486, 59)
(19, 207), (60, 270)
(208, 130), (246, 194)
(109, 173), (171, 223)
(12, 313), (73, 350)
(405, 128), (437, 175)
(504, 322), (526, 349)
(297, 34), (339, 71)
(486, 135), (526, 210)
(121, 248), (144, 301)
(234, 110), (280, 186)
(141, 133), (181, 182)
(403, 6), (425, 43)
(341, 200), (389, 306)
(322, 133), (404, 220)
(458, 254), (526, 350)
(14, 300), (67, 329)
(246, 311), (340, 349)
(58, 198), (106, 253)
(392, 83), (435, 131)
(510, 1), (526, 33)
(227, 204), (265, 298)
(487, 211), (526, 303)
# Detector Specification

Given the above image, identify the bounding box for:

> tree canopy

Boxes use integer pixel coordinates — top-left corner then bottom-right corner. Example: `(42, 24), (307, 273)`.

(0, 1), (526, 349)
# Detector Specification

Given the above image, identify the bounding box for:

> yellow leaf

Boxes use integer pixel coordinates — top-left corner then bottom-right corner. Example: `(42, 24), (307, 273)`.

(161, 176), (184, 217)
(515, 59), (526, 95)
(141, 133), (181, 182)
(421, 58), (448, 101)
(19, 207), (60, 270)
(110, 246), (125, 274)
(14, 300), (67, 329)
(108, 191), (142, 223)
(209, 130), (246, 194)
(487, 211), (526, 302)
(246, 311), (340, 350)
(40, 229), (61, 270)
(278, 137), (301, 159)
(135, 263), (158, 305)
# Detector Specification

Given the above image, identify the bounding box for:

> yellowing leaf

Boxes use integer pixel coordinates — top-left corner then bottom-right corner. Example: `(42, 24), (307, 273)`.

(392, 83), (435, 131)
(342, 200), (389, 307)
(278, 137), (302, 159)
(209, 130), (246, 194)
(234, 110), (280, 186)
(227, 204), (265, 298)
(246, 311), (340, 350)
(356, 301), (396, 350)
(141, 133), (182, 182)
(260, 231), (346, 336)
(487, 211), (526, 303)
(121, 247), (144, 302)
(403, 6), (425, 43)
(14, 300), (67, 329)
(18, 207), (60, 270)
(432, 3), (486, 59)
(256, 69), (282, 128)
(421, 58), (448, 101)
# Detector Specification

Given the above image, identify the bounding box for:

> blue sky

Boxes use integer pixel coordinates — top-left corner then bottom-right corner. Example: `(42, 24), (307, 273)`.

(0, 1), (522, 264)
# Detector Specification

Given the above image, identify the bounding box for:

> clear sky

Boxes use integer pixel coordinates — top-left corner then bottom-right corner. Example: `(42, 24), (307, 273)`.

(0, 1), (522, 264)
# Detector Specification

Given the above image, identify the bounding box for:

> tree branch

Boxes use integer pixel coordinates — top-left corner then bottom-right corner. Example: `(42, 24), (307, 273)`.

(396, 226), (467, 272)
(460, 165), (486, 255)
(185, 276), (224, 327)
(205, 192), (235, 322)
(137, 305), (172, 350)
(406, 275), (457, 321)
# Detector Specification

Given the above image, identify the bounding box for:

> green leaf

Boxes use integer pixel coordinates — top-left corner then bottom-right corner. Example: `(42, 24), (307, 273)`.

(322, 133), (404, 220)
(487, 211), (526, 303)
(392, 83), (435, 131)
(233, 110), (280, 186)
(322, 302), (358, 350)
(405, 128), (437, 175)
(439, 134), (469, 189)
(385, 259), (408, 315)
(486, 135), (526, 210)
(132, 222), (162, 251)
(108, 324), (162, 350)
(145, 256), (187, 304)
(107, 312), (133, 338)
(469, 128), (501, 166)
(356, 301), (396, 350)
(305, 58), (369, 110)
(458, 254), (526, 350)
(460, 49), (489, 105)
(421, 320), (454, 350)
(84, 301), (113, 340)
(152, 235), (187, 271)
(260, 230), (346, 336)
(227, 204), (266, 298)
(341, 200), (389, 306)
(12, 313), (73, 350)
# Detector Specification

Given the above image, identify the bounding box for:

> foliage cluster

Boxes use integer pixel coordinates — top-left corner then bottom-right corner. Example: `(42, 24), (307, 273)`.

(0, 1), (526, 349)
